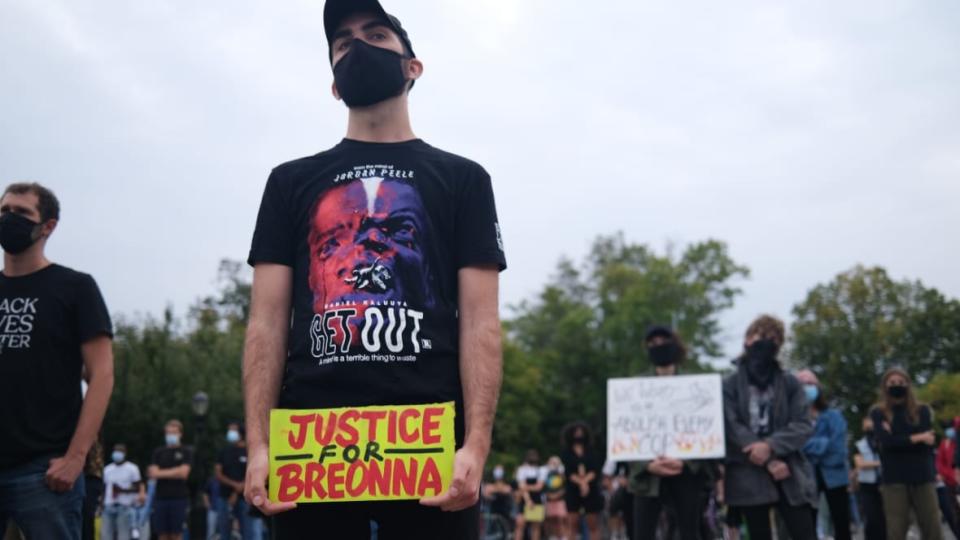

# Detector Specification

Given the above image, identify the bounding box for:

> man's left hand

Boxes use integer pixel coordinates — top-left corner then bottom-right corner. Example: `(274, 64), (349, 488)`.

(45, 455), (84, 492)
(420, 445), (485, 511)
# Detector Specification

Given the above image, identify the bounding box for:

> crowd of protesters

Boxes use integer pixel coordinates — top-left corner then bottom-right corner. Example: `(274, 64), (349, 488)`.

(482, 315), (960, 540)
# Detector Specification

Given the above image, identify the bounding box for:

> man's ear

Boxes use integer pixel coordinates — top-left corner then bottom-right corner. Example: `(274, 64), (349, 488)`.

(332, 81), (342, 101)
(40, 219), (57, 239)
(406, 57), (424, 83)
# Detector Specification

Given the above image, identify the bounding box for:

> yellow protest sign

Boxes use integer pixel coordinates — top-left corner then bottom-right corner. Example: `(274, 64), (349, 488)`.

(269, 402), (455, 504)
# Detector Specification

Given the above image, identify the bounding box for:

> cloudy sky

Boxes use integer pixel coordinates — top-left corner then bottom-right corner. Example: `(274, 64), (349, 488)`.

(2, 0), (958, 361)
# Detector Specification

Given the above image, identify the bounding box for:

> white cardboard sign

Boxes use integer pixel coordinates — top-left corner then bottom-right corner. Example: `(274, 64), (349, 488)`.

(607, 374), (726, 462)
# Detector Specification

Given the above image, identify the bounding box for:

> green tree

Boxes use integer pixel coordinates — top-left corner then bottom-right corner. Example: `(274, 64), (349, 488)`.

(495, 234), (748, 463)
(789, 265), (960, 432)
(102, 260), (250, 483)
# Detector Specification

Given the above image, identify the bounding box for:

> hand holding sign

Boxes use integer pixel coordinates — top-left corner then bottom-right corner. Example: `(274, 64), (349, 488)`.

(245, 444), (297, 515)
(420, 444), (484, 511)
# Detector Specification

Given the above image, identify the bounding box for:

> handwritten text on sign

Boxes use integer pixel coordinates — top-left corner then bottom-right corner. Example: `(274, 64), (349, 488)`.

(607, 374), (725, 461)
(269, 402), (455, 503)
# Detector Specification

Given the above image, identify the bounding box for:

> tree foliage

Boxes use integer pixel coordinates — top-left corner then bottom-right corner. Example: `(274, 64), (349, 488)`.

(102, 260), (250, 482)
(490, 234), (749, 469)
(790, 265), (960, 433)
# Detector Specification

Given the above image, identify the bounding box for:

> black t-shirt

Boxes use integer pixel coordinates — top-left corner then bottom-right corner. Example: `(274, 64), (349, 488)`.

(561, 450), (602, 498)
(0, 264), (112, 470)
(247, 139), (507, 442)
(217, 444), (248, 496)
(150, 445), (194, 500)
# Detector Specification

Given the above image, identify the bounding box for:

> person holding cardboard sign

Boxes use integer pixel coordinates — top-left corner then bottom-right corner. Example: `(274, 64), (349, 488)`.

(241, 0), (506, 537)
(630, 326), (717, 540)
(721, 315), (817, 540)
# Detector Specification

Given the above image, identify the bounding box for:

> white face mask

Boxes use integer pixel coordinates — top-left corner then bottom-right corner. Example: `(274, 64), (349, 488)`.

(165, 433), (180, 446)
(493, 467), (504, 481)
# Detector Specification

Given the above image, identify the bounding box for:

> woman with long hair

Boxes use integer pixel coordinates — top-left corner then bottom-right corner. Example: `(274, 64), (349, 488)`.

(869, 367), (942, 540)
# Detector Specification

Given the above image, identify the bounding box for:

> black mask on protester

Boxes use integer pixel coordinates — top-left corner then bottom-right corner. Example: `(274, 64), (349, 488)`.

(887, 385), (908, 399)
(0, 213), (42, 255)
(648, 342), (679, 367)
(744, 339), (779, 389)
(333, 40), (409, 108)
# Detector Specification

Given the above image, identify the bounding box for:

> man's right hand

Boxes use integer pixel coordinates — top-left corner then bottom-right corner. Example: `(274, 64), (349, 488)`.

(244, 444), (297, 516)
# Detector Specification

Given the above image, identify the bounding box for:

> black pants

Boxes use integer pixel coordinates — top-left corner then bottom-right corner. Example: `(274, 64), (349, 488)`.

(736, 501), (816, 540)
(82, 475), (102, 540)
(273, 500), (479, 540)
(937, 486), (960, 540)
(859, 483), (886, 540)
(812, 485), (851, 540)
(633, 473), (707, 540)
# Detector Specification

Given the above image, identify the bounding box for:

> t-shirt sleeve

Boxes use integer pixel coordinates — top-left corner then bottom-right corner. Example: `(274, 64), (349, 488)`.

(150, 449), (160, 466)
(455, 167), (506, 271)
(75, 274), (113, 342)
(131, 464), (142, 483)
(247, 169), (295, 267)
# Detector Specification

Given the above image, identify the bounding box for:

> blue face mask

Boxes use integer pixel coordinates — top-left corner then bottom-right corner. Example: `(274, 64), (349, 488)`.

(226, 430), (241, 443)
(165, 434), (180, 447)
(111, 451), (125, 463)
(804, 384), (819, 403)
(947, 428), (956, 441)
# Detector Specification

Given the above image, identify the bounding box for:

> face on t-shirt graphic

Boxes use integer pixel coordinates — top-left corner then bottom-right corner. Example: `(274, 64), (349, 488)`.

(308, 177), (435, 313)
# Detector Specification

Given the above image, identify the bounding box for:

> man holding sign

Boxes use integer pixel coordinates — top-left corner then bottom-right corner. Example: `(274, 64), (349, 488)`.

(242, 0), (506, 537)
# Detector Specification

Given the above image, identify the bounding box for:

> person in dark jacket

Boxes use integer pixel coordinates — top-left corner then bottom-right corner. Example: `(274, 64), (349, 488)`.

(795, 369), (850, 540)
(630, 326), (715, 540)
(870, 367), (941, 540)
(722, 315), (816, 540)
(561, 422), (603, 540)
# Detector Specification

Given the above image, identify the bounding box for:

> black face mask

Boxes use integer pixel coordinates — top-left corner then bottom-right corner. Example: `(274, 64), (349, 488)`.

(0, 213), (42, 255)
(333, 40), (409, 108)
(648, 342), (679, 367)
(744, 339), (779, 389)
(887, 385), (908, 399)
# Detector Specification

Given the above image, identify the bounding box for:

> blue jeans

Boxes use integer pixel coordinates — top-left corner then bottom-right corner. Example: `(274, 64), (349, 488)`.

(101, 504), (136, 540)
(0, 454), (85, 540)
(216, 495), (263, 539)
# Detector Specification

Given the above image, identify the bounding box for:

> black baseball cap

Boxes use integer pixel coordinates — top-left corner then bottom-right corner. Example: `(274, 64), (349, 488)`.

(324, 0), (415, 62)
(644, 325), (674, 342)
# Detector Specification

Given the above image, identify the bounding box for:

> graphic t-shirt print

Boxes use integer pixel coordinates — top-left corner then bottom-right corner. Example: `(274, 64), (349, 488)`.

(308, 166), (434, 366)
(0, 296), (37, 352)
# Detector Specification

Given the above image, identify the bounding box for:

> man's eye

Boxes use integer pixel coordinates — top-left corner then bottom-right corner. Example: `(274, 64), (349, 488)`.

(337, 40), (351, 51)
(371, 32), (387, 41)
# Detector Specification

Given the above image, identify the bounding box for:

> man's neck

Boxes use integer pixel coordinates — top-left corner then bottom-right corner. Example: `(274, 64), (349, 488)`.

(344, 95), (416, 143)
(2, 247), (50, 277)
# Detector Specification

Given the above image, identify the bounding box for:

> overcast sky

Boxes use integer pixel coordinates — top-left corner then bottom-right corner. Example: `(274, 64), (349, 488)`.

(2, 0), (958, 362)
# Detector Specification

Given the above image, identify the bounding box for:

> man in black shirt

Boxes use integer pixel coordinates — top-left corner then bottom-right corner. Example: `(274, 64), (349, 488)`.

(0, 182), (114, 540)
(148, 419), (193, 540)
(242, 1), (506, 538)
(215, 421), (262, 540)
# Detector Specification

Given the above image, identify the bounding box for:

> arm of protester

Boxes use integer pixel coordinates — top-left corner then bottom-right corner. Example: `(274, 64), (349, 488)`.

(422, 265), (502, 512)
(46, 335), (114, 493)
(242, 264), (297, 515)
(723, 377), (760, 452)
(154, 464), (190, 480)
(870, 409), (912, 448)
(767, 379), (814, 457)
